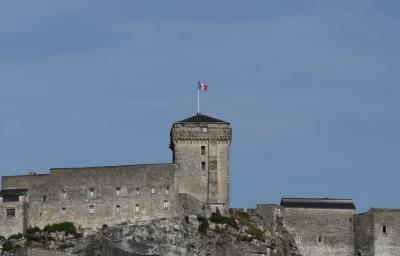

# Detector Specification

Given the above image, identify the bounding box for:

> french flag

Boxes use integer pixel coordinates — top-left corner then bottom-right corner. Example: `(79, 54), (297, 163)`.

(198, 81), (208, 91)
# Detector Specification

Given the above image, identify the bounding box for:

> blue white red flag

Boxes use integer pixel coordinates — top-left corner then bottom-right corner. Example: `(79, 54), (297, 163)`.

(198, 81), (208, 91)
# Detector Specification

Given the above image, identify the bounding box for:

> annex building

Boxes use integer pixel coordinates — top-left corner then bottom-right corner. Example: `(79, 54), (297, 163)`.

(1, 113), (400, 256)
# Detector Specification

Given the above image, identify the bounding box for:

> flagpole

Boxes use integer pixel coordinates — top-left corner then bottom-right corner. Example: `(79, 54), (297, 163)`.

(197, 88), (200, 114)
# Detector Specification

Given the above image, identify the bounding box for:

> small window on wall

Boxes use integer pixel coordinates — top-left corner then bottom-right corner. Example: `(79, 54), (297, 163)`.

(136, 188), (140, 195)
(115, 205), (121, 213)
(89, 188), (95, 197)
(383, 225), (387, 233)
(201, 162), (206, 171)
(6, 208), (15, 217)
(165, 186), (169, 195)
(89, 205), (95, 214)
(116, 187), (121, 196)
(62, 190), (67, 199)
(135, 204), (140, 213)
(317, 236), (322, 243)
(201, 146), (206, 155)
(6, 208), (16, 217)
(3, 195), (19, 202)
(163, 200), (169, 209)
(151, 188), (155, 194)
(61, 207), (66, 215)
(42, 196), (47, 202)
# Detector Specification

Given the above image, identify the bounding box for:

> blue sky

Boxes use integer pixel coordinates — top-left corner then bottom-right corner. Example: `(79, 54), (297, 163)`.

(1, 1), (399, 213)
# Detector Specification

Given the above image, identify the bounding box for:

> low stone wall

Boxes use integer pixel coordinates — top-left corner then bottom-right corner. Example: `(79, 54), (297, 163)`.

(27, 248), (77, 256)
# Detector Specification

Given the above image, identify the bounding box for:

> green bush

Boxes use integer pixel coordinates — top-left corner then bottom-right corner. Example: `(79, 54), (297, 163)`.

(210, 209), (238, 230)
(246, 225), (265, 242)
(234, 211), (266, 242)
(234, 211), (252, 226)
(2, 241), (14, 252)
(44, 222), (79, 237)
(102, 224), (109, 229)
(197, 216), (209, 234)
(25, 226), (41, 235)
(8, 233), (23, 240)
(239, 234), (253, 242)
(25, 233), (47, 243)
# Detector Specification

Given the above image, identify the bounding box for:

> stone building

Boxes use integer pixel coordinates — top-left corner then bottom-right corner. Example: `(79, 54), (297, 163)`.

(2, 112), (400, 256)
(0, 113), (232, 236)
(280, 198), (355, 256)
(354, 208), (400, 256)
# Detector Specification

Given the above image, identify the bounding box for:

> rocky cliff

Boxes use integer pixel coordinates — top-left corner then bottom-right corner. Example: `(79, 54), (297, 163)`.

(0, 211), (300, 256)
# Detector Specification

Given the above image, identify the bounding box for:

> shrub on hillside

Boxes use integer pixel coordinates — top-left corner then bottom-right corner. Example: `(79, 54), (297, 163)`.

(210, 208), (238, 230)
(43, 222), (79, 237)
(25, 226), (41, 235)
(234, 211), (266, 242)
(8, 233), (23, 240)
(197, 216), (209, 234)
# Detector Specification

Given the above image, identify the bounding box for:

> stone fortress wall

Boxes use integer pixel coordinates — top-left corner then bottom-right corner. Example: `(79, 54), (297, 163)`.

(354, 208), (400, 256)
(283, 207), (354, 256)
(1, 113), (400, 256)
(0, 190), (28, 236)
(0, 114), (231, 236)
(2, 164), (180, 231)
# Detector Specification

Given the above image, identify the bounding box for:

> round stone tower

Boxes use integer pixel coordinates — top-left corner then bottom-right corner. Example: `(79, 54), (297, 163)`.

(170, 114), (232, 210)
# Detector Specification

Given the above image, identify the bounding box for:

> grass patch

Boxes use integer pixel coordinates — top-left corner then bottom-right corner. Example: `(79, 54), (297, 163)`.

(210, 208), (238, 230)
(234, 212), (266, 242)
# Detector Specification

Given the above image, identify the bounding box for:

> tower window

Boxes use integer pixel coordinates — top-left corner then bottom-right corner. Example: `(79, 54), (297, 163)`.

(89, 188), (95, 197)
(165, 186), (169, 195)
(136, 188), (140, 194)
(383, 225), (387, 233)
(201, 162), (206, 171)
(317, 236), (322, 243)
(151, 188), (155, 194)
(61, 207), (66, 215)
(89, 205), (95, 214)
(42, 196), (47, 202)
(116, 187), (121, 196)
(163, 200), (169, 209)
(135, 204), (140, 213)
(115, 205), (121, 213)
(6, 208), (16, 217)
(201, 146), (205, 155)
(61, 189), (67, 199)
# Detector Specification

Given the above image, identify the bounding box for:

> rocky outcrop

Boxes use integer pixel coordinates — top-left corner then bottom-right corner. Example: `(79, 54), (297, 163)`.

(1, 213), (300, 256)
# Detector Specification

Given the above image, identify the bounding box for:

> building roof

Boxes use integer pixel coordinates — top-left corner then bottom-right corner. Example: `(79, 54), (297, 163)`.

(0, 189), (28, 197)
(177, 114), (229, 124)
(281, 197), (356, 210)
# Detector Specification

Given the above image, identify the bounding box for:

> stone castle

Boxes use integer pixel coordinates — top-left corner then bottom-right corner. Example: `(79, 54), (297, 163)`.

(0, 113), (399, 256)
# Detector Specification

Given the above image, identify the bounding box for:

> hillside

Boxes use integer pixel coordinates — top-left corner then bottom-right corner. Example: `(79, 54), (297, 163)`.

(0, 211), (300, 256)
